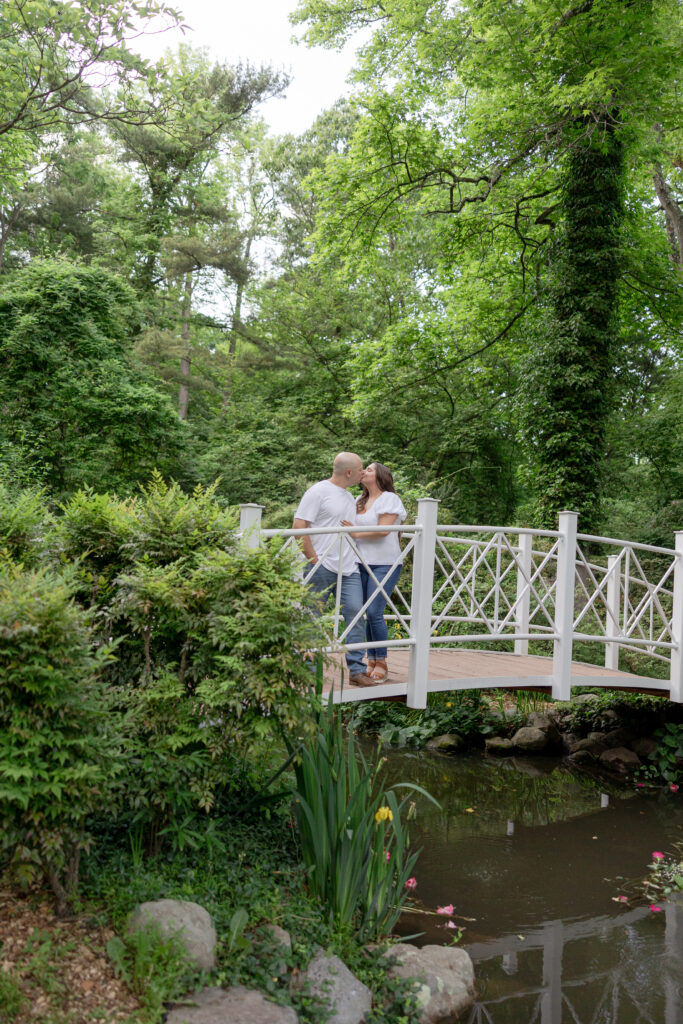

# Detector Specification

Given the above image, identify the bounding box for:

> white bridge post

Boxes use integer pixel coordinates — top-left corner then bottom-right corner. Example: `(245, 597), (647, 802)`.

(669, 531), (683, 703)
(407, 498), (439, 709)
(552, 511), (578, 701)
(239, 503), (263, 549)
(514, 533), (532, 656)
(604, 553), (621, 671)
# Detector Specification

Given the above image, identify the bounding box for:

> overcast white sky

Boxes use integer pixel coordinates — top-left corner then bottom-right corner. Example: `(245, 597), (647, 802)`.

(133, 0), (361, 135)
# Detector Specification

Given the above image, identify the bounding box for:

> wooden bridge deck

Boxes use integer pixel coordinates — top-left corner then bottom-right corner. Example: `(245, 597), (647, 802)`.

(322, 648), (669, 703)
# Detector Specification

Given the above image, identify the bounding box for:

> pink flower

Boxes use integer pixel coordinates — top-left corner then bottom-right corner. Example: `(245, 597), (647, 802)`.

(670, 784), (679, 793)
(436, 904), (455, 916)
(636, 782), (644, 787)
(386, 851), (391, 862)
(650, 905), (662, 912)
(652, 851), (665, 861)
(444, 920), (457, 929)
(617, 895), (628, 903)
(404, 877), (417, 890)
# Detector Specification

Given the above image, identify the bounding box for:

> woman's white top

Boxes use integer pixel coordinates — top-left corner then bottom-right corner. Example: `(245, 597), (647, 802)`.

(354, 491), (407, 566)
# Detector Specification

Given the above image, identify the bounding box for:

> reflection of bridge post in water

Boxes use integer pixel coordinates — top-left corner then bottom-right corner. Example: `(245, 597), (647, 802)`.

(465, 902), (683, 1023)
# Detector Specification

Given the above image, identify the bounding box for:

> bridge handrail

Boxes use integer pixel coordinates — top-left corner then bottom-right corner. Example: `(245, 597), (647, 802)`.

(239, 502), (683, 706)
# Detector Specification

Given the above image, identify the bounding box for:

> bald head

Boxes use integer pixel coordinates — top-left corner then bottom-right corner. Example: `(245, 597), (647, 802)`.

(331, 451), (363, 489)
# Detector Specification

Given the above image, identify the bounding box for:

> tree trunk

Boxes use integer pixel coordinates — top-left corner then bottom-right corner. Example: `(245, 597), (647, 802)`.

(178, 274), (193, 421)
(653, 165), (683, 266)
(221, 236), (252, 413)
(523, 125), (624, 530)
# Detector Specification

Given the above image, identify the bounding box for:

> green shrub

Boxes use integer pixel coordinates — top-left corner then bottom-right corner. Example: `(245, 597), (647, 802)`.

(0, 483), (51, 566)
(0, 564), (120, 913)
(647, 723), (683, 784)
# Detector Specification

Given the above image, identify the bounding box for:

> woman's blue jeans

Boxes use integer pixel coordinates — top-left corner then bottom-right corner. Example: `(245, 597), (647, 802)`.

(359, 563), (402, 660)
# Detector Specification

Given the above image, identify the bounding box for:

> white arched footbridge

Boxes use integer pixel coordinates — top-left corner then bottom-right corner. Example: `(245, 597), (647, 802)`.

(239, 500), (683, 708)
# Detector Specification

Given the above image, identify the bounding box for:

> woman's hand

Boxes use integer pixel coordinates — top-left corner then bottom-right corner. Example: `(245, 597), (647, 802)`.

(341, 519), (353, 527)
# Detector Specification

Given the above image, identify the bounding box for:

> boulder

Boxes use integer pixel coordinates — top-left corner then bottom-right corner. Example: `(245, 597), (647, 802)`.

(511, 726), (548, 752)
(569, 737), (606, 756)
(599, 747), (641, 772)
(165, 987), (298, 1024)
(385, 943), (475, 1024)
(568, 749), (594, 765)
(291, 951), (371, 1024)
(484, 737), (515, 756)
(526, 712), (562, 749)
(426, 733), (466, 753)
(603, 728), (634, 749)
(631, 737), (658, 758)
(127, 899), (216, 971)
(573, 693), (599, 704)
(587, 731), (608, 746)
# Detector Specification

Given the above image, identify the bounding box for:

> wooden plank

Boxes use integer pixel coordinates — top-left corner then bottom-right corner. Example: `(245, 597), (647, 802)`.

(322, 646), (665, 699)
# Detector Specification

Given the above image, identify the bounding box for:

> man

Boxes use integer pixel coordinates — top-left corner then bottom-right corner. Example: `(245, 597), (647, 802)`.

(293, 452), (374, 686)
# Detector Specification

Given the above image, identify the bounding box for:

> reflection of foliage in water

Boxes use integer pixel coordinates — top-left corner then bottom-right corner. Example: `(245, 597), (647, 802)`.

(375, 750), (627, 840)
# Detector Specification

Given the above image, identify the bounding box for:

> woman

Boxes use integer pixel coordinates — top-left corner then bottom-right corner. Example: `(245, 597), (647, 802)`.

(343, 462), (407, 682)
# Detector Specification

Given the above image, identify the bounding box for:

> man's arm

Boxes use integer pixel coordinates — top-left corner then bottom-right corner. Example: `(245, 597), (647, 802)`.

(293, 517), (318, 562)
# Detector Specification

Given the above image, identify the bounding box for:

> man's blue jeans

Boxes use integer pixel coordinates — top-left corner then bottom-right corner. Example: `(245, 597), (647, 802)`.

(308, 564), (366, 676)
(359, 564), (402, 660)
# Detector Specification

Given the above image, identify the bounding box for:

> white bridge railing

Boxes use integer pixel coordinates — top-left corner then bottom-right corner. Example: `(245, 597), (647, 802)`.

(239, 500), (683, 708)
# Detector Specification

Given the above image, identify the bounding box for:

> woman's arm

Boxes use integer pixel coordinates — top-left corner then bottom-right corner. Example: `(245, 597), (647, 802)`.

(341, 513), (398, 539)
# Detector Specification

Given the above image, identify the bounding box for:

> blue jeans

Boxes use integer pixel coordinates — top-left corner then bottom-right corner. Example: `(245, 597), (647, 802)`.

(359, 564), (402, 660)
(308, 565), (366, 676)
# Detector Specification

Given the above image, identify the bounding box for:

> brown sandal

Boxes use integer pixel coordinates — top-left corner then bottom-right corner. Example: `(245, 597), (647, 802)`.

(370, 659), (388, 681)
(366, 659), (376, 675)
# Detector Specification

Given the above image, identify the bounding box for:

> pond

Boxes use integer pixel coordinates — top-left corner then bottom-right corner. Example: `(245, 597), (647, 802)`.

(381, 748), (683, 1024)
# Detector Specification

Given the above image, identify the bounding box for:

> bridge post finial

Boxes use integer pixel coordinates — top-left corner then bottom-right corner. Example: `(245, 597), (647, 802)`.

(552, 511), (578, 701)
(669, 531), (683, 703)
(239, 503), (264, 549)
(407, 498), (439, 710)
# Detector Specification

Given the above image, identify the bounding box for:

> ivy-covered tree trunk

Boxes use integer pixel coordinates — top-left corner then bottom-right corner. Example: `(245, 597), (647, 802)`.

(524, 127), (624, 530)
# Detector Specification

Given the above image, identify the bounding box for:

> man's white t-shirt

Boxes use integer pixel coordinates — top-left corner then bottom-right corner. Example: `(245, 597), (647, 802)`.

(295, 480), (358, 576)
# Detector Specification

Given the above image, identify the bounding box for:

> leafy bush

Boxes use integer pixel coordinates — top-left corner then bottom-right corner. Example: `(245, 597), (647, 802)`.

(0, 564), (120, 913)
(0, 483), (50, 565)
(289, 700), (437, 941)
(646, 723), (683, 784)
(348, 690), (494, 747)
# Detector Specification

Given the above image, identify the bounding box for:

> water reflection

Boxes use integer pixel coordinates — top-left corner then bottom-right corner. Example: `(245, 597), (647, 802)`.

(376, 748), (683, 1022)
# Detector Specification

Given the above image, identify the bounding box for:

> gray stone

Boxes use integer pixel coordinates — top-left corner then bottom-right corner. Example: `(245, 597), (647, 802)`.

(511, 726), (548, 752)
(568, 749), (594, 764)
(632, 737), (658, 758)
(599, 747), (641, 772)
(426, 733), (466, 753)
(526, 712), (562, 748)
(588, 731), (608, 746)
(292, 951), (371, 1024)
(602, 709), (619, 724)
(485, 736), (515, 756)
(127, 899), (216, 971)
(264, 924), (292, 954)
(603, 728), (633, 749)
(573, 693), (599, 704)
(569, 737), (606, 755)
(385, 943), (475, 1024)
(165, 986), (298, 1024)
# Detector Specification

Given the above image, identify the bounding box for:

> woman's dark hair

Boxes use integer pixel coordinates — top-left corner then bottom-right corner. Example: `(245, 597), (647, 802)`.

(357, 462), (396, 513)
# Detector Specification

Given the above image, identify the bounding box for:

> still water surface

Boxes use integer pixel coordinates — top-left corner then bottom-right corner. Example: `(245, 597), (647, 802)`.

(381, 749), (683, 1023)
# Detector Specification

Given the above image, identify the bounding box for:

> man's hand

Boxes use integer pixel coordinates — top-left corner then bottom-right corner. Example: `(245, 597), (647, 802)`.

(293, 517), (318, 564)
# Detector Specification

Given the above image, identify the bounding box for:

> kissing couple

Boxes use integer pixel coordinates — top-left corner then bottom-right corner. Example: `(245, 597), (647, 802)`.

(293, 452), (406, 687)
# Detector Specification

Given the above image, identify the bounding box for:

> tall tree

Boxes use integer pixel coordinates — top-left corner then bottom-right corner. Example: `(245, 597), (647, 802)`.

(293, 0), (683, 527)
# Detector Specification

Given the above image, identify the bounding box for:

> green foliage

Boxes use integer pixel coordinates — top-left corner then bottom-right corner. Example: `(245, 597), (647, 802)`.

(106, 925), (200, 1021)
(647, 724), (683, 785)
(289, 700), (437, 941)
(0, 259), (188, 497)
(349, 691), (494, 747)
(0, 563), (120, 913)
(0, 483), (50, 565)
(0, 969), (26, 1023)
(567, 691), (669, 735)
